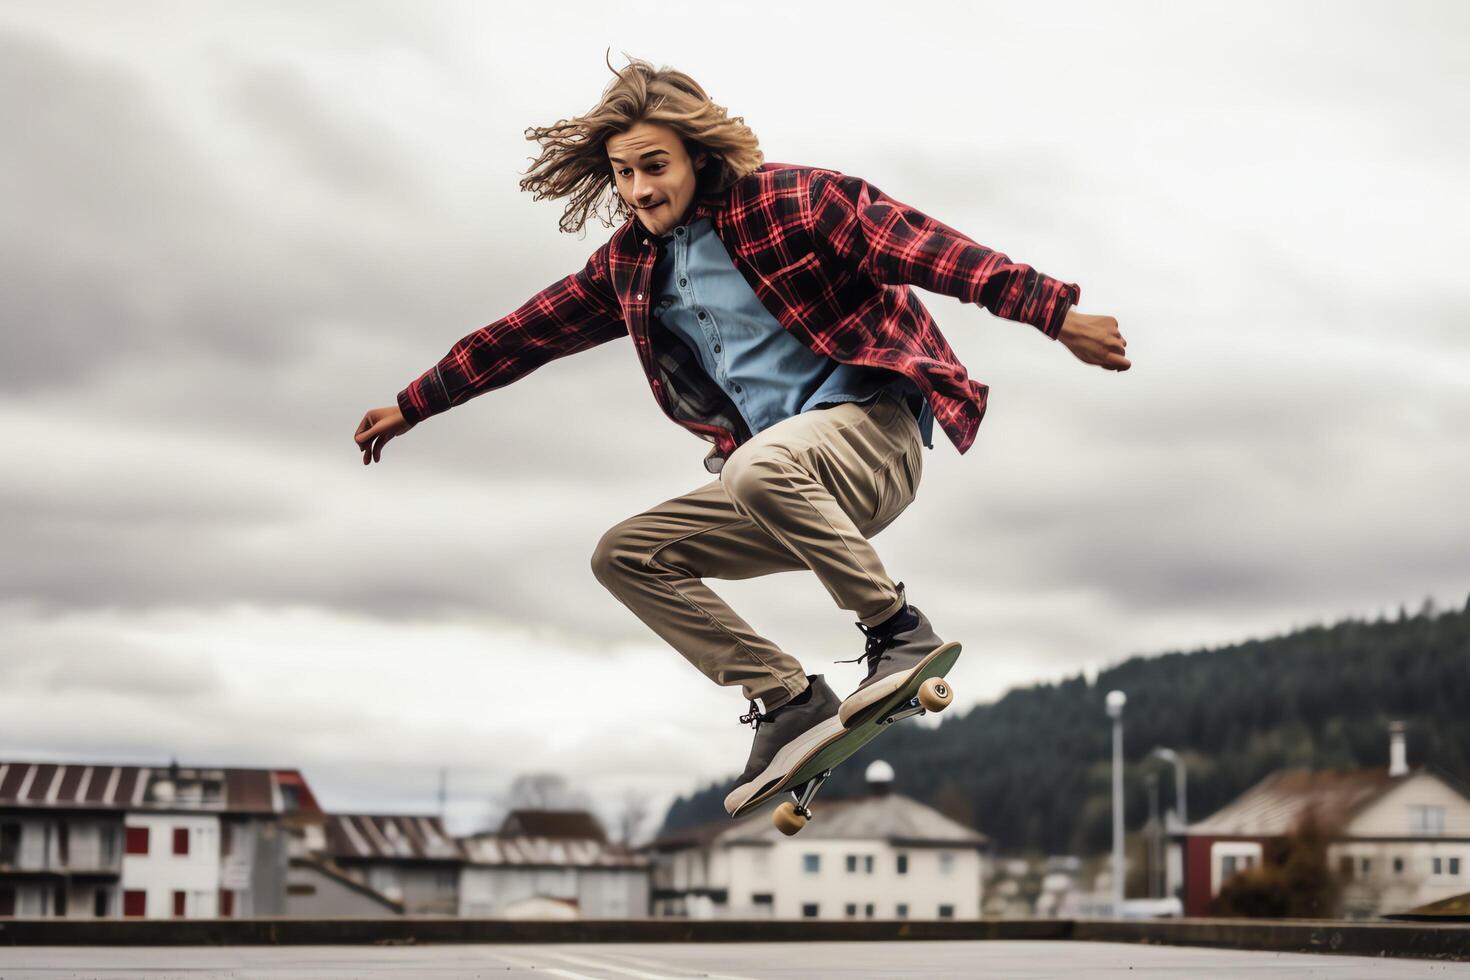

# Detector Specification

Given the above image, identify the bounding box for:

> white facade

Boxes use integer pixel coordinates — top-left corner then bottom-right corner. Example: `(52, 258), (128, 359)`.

(1332, 771), (1470, 917)
(120, 813), (221, 918)
(651, 791), (985, 920)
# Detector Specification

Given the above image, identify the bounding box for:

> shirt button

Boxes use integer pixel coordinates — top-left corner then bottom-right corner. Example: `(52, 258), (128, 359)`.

(679, 278), (687, 287)
(675, 227), (686, 237)
(734, 384), (742, 393)
(697, 311), (706, 320)
(636, 293), (644, 301)
(713, 344), (721, 353)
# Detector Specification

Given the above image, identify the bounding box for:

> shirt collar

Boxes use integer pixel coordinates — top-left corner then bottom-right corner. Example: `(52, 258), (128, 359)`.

(631, 194), (722, 245)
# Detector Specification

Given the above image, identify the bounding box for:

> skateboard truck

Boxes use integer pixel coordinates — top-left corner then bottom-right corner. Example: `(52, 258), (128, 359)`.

(773, 769), (832, 836)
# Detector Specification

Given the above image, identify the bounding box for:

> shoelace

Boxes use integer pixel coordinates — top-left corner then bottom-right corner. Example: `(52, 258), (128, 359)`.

(739, 701), (771, 732)
(835, 624), (898, 680)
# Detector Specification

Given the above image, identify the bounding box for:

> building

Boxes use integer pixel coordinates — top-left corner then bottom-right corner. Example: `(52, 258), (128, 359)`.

(1181, 724), (1470, 917)
(314, 814), (465, 916)
(458, 809), (650, 918)
(646, 762), (986, 920)
(0, 760), (323, 919)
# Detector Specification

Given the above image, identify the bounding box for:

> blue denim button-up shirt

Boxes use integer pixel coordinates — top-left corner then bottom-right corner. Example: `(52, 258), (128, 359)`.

(650, 217), (934, 451)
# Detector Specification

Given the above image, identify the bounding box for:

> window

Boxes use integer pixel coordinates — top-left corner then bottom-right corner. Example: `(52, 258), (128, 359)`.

(94, 888), (109, 917)
(939, 852), (955, 875)
(0, 888), (14, 918)
(896, 903), (908, 918)
(125, 827), (150, 856)
(1432, 857), (1443, 876)
(0, 823), (20, 865)
(864, 855), (874, 874)
(939, 904), (955, 918)
(57, 823), (70, 866)
(280, 785), (301, 811)
(173, 891), (186, 917)
(221, 824), (233, 858)
(896, 853), (908, 875)
(1338, 855), (1354, 878)
(1360, 857), (1371, 875)
(1410, 805), (1446, 836)
(173, 828), (190, 856)
(123, 890), (146, 917)
(55, 887), (67, 918)
(1394, 857), (1405, 875)
(801, 903), (819, 918)
(864, 903), (875, 918)
(99, 827), (117, 866)
(1452, 858), (1463, 876)
(435, 870), (456, 893)
(219, 889), (234, 918)
(846, 855), (857, 873)
(803, 854), (820, 874)
(751, 893), (773, 906)
(845, 902), (857, 917)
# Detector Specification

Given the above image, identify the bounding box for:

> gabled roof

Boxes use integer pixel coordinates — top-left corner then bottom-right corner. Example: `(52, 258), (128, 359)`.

(324, 814), (466, 862)
(1186, 766), (1416, 837)
(460, 832), (649, 869)
(0, 760), (319, 815)
(649, 793), (987, 850)
(497, 809), (608, 842)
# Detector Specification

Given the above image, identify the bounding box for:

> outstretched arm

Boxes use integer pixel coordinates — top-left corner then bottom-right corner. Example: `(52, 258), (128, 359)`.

(804, 170), (1125, 365)
(354, 246), (627, 465)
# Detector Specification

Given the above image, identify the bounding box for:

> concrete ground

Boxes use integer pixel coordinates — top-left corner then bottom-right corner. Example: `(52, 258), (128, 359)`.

(0, 941), (1466, 978)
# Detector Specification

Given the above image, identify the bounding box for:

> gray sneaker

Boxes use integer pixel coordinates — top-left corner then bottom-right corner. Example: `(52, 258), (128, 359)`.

(837, 582), (955, 726)
(723, 675), (844, 816)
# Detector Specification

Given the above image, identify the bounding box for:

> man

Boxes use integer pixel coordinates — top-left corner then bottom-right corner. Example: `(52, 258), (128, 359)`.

(354, 58), (1129, 817)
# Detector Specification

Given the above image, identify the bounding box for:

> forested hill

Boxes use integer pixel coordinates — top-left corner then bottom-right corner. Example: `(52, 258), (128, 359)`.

(659, 599), (1470, 854)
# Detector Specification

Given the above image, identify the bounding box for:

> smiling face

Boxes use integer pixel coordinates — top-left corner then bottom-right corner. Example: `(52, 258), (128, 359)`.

(606, 121), (706, 237)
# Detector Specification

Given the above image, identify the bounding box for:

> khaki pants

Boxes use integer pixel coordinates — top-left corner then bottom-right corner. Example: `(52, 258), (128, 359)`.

(591, 389), (925, 711)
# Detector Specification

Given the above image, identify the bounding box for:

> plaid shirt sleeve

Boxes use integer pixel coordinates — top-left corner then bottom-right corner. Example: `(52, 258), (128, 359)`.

(804, 169), (1081, 339)
(395, 246), (627, 426)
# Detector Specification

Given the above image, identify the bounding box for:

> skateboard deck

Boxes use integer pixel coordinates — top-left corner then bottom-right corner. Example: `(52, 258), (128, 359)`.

(731, 640), (963, 833)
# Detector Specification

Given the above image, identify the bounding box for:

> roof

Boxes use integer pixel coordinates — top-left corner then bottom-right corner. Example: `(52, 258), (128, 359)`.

(1185, 767), (1414, 837)
(324, 814), (466, 862)
(497, 809), (608, 842)
(1385, 890), (1470, 921)
(650, 792), (987, 850)
(289, 856), (404, 914)
(0, 761), (320, 815)
(460, 833), (649, 869)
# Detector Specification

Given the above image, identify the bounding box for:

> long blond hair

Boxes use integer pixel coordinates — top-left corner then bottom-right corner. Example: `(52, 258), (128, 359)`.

(520, 53), (764, 234)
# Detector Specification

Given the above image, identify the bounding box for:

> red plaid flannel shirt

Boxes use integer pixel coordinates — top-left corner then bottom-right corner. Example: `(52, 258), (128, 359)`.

(397, 162), (1081, 472)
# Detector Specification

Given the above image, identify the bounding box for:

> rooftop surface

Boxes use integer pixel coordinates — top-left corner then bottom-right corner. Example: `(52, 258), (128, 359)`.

(0, 940), (1457, 978)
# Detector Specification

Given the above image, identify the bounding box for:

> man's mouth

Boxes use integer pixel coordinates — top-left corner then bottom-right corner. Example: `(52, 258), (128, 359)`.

(640, 201), (664, 210)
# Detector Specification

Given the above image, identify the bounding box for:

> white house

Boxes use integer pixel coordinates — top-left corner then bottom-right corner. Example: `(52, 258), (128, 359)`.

(1182, 723), (1470, 918)
(0, 760), (323, 919)
(647, 762), (986, 920)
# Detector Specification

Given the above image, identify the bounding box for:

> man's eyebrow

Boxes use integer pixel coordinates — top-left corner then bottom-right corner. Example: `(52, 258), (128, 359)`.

(608, 148), (671, 164)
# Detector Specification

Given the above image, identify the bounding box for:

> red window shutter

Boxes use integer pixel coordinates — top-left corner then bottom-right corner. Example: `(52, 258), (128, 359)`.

(219, 889), (233, 918)
(123, 890), (146, 917)
(125, 827), (150, 856)
(173, 891), (186, 917)
(173, 828), (189, 856)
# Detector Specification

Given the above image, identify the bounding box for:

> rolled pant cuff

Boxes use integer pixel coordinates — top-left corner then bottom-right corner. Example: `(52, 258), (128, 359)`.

(754, 674), (809, 713)
(859, 591), (907, 629)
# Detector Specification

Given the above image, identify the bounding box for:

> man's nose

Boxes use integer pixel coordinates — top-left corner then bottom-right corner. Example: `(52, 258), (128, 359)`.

(633, 175), (655, 201)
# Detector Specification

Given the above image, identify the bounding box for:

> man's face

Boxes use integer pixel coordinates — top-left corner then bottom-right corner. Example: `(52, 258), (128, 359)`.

(607, 121), (705, 237)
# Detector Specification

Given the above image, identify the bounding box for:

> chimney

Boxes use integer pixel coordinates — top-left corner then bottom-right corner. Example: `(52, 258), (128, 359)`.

(1388, 720), (1409, 777)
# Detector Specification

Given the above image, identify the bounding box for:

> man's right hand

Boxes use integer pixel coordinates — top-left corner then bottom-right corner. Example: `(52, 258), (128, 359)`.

(354, 405), (412, 465)
(1057, 309), (1131, 371)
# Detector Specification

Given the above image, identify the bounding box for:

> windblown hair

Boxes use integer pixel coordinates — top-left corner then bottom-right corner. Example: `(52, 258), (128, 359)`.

(520, 54), (764, 234)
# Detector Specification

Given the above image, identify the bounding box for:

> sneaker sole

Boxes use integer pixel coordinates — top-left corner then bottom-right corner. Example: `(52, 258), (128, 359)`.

(837, 641), (963, 727)
(723, 714), (846, 817)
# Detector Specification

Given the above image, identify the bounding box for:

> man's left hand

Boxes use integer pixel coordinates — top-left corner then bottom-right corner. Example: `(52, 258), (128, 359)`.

(1057, 310), (1130, 371)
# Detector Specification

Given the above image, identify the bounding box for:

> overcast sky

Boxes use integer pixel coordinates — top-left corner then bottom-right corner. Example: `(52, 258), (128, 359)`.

(2, 0), (1466, 839)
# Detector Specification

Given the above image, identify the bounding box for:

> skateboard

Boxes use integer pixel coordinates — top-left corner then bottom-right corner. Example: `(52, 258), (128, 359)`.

(732, 640), (963, 836)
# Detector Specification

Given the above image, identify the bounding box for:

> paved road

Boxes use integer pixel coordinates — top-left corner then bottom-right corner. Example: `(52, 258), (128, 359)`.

(0, 940), (1465, 978)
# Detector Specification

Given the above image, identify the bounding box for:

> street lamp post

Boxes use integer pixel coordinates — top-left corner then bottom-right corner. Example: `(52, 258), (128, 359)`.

(1105, 689), (1127, 915)
(1149, 746), (1187, 828)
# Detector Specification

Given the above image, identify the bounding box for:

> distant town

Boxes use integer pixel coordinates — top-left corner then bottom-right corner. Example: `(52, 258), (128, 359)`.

(3, 718), (1466, 922)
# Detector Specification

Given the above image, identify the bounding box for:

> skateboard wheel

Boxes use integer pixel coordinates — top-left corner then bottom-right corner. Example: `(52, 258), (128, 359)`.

(918, 676), (953, 712)
(773, 801), (807, 836)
